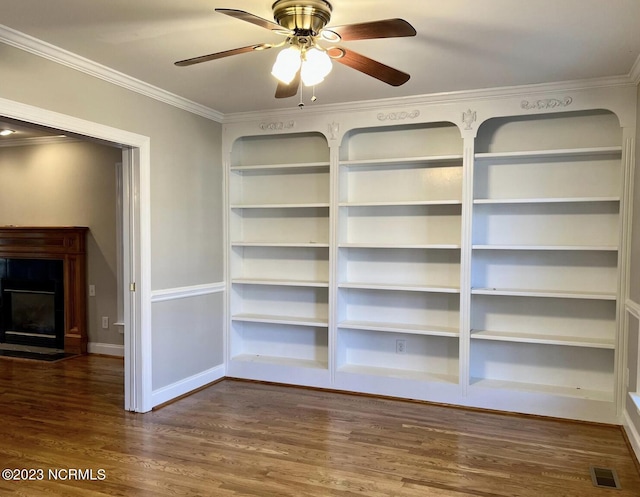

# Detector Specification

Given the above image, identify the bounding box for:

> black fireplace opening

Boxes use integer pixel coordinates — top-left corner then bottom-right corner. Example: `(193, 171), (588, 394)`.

(0, 259), (64, 350)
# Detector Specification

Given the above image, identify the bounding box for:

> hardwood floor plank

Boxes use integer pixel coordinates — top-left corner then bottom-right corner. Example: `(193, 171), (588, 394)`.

(0, 355), (639, 496)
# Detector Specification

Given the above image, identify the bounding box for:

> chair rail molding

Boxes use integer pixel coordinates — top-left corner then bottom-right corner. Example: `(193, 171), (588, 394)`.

(151, 282), (226, 303)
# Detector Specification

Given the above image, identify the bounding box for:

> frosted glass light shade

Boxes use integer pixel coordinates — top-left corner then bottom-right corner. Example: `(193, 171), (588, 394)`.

(271, 47), (302, 84)
(301, 47), (332, 86)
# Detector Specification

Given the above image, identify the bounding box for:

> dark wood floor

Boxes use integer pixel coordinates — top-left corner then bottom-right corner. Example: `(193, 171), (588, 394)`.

(0, 355), (639, 496)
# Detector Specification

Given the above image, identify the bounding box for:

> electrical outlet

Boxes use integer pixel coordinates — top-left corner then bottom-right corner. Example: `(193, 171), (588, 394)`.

(89, 284), (96, 297)
(396, 339), (406, 354)
(101, 316), (109, 329)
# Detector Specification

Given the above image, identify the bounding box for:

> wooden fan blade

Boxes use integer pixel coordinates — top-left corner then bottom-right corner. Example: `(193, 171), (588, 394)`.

(326, 18), (416, 42)
(327, 47), (410, 86)
(175, 44), (271, 67)
(215, 8), (287, 33)
(275, 71), (301, 98)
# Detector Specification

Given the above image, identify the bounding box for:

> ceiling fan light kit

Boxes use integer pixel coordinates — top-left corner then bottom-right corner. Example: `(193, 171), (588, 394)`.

(175, 1), (416, 101)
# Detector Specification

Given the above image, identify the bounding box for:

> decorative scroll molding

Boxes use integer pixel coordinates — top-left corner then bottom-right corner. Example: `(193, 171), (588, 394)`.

(377, 110), (420, 121)
(521, 97), (573, 110)
(462, 109), (477, 130)
(259, 120), (295, 131)
(328, 121), (340, 140)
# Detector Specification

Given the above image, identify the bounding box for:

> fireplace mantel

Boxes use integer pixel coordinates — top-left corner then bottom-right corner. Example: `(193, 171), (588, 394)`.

(0, 226), (89, 354)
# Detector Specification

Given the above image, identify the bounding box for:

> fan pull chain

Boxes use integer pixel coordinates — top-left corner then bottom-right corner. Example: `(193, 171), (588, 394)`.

(298, 84), (304, 108)
(311, 86), (317, 102)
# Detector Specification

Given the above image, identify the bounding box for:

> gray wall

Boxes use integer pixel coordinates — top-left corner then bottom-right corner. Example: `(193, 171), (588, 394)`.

(0, 141), (121, 346)
(0, 43), (224, 389)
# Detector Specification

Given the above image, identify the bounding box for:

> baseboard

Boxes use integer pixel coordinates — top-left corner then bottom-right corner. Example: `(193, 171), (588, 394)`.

(151, 364), (225, 408)
(623, 409), (640, 466)
(87, 342), (124, 357)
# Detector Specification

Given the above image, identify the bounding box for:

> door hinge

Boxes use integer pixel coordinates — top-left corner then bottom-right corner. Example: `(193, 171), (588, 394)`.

(130, 282), (136, 292)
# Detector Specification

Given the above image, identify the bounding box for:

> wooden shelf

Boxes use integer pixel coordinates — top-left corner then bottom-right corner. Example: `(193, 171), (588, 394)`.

(232, 242), (330, 248)
(340, 155), (463, 168)
(339, 243), (461, 250)
(470, 329), (615, 349)
(473, 197), (620, 205)
(469, 377), (613, 402)
(231, 203), (330, 209)
(339, 282), (460, 294)
(337, 364), (458, 383)
(232, 354), (328, 370)
(337, 320), (459, 337)
(232, 314), (329, 328)
(230, 161), (330, 172)
(232, 278), (329, 288)
(340, 200), (462, 207)
(475, 146), (622, 160)
(472, 244), (618, 252)
(471, 287), (617, 300)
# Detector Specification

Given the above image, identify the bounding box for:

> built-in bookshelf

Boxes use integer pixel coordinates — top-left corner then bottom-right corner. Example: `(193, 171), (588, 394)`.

(228, 132), (330, 375)
(335, 123), (463, 384)
(469, 110), (622, 403)
(223, 103), (630, 423)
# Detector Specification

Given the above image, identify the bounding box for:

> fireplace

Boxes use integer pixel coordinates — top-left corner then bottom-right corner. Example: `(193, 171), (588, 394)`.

(0, 227), (88, 354)
(1, 271), (64, 349)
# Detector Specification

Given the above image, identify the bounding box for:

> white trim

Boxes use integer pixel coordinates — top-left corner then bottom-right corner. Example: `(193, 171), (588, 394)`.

(0, 136), (79, 148)
(151, 364), (225, 407)
(223, 75), (636, 124)
(0, 96), (152, 413)
(630, 53), (640, 85)
(0, 24), (223, 123)
(1, 23), (637, 125)
(88, 342), (125, 357)
(627, 299), (640, 319)
(623, 409), (640, 464)
(151, 282), (226, 303)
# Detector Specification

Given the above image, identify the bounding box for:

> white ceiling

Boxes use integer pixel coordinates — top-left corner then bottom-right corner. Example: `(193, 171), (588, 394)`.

(1, 0), (639, 115)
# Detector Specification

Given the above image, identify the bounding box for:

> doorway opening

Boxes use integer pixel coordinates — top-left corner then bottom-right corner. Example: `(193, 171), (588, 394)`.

(0, 97), (151, 412)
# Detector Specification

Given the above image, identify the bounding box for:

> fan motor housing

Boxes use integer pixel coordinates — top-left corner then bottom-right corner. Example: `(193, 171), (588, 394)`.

(272, 0), (333, 34)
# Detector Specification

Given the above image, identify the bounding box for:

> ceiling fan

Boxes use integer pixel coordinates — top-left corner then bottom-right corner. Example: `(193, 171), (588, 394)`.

(175, 0), (416, 99)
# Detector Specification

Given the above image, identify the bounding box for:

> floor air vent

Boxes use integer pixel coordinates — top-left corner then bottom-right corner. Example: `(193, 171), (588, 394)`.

(590, 466), (621, 489)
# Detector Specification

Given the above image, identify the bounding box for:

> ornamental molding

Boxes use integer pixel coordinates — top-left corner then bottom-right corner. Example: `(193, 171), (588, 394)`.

(259, 120), (295, 131)
(521, 97), (573, 110)
(328, 121), (340, 140)
(462, 109), (477, 130)
(377, 110), (420, 121)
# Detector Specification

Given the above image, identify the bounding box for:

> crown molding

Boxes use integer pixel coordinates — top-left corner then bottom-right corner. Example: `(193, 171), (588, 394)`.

(223, 74), (636, 124)
(630, 53), (640, 86)
(0, 24), (223, 123)
(1, 24), (637, 125)
(0, 135), (79, 148)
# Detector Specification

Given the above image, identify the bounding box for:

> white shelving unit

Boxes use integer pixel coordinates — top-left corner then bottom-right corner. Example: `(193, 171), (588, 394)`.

(469, 111), (623, 405)
(227, 132), (331, 381)
(223, 99), (633, 423)
(335, 123), (463, 387)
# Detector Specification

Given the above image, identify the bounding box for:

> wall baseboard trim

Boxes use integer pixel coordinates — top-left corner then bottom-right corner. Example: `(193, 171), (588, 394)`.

(151, 282), (225, 303)
(87, 342), (124, 357)
(151, 364), (226, 408)
(623, 409), (640, 466)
